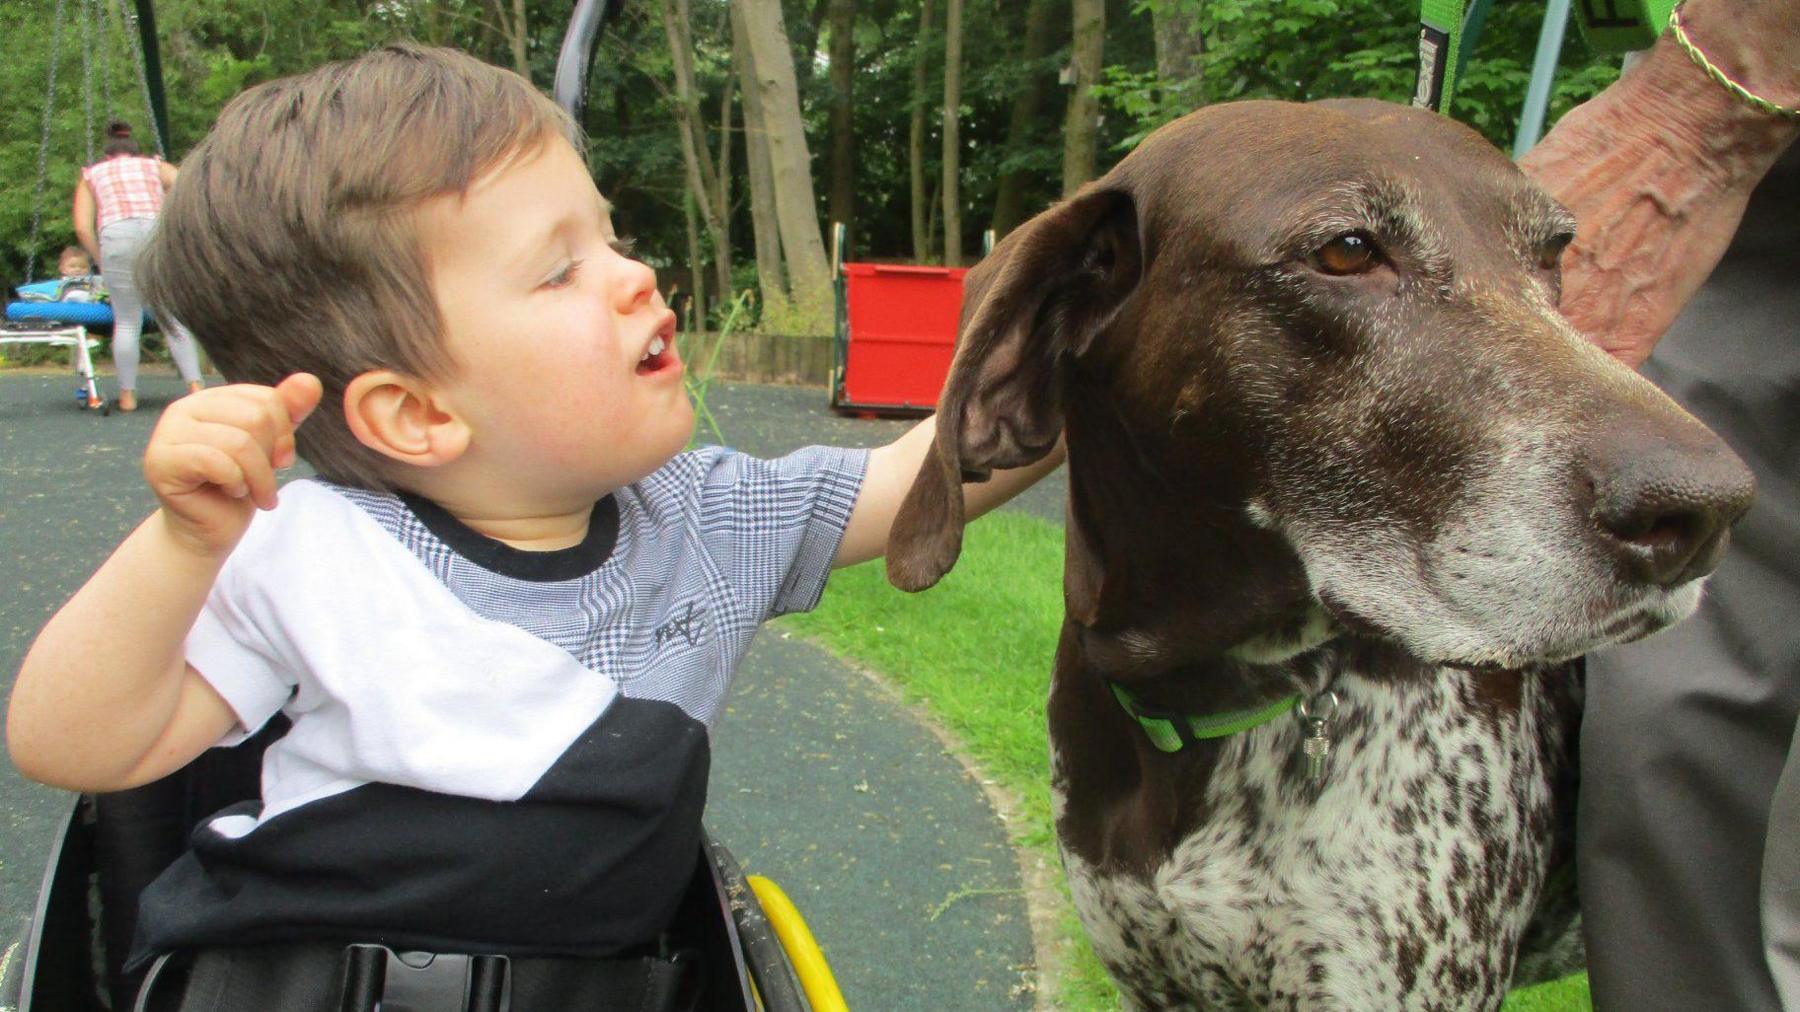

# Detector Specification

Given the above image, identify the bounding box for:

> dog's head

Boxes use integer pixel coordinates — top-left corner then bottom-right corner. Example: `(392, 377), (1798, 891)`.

(889, 99), (1754, 671)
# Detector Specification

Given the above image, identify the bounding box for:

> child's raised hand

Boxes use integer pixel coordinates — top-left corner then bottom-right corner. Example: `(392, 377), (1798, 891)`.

(144, 374), (323, 556)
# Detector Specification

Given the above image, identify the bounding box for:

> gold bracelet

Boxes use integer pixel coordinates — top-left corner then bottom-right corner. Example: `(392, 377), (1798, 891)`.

(1668, 1), (1800, 122)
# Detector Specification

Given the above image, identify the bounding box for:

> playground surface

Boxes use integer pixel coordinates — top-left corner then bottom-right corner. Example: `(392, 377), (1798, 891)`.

(0, 369), (1068, 1009)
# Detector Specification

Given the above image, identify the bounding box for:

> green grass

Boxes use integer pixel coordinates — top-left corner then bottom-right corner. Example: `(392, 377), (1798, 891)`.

(779, 510), (1592, 1010)
(1505, 974), (1592, 1010)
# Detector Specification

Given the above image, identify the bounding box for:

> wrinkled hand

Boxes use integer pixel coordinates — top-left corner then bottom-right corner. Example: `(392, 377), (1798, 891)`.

(1520, 100), (1755, 369)
(144, 374), (323, 556)
(1518, 20), (1800, 371)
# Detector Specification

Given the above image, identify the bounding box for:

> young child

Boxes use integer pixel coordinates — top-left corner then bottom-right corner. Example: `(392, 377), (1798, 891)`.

(6, 44), (1059, 1010)
(57, 245), (93, 279)
(53, 246), (98, 303)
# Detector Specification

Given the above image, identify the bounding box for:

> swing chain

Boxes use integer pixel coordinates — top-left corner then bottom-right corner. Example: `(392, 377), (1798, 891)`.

(81, 0), (95, 165)
(100, 0), (114, 124)
(116, 0), (166, 158)
(24, 0), (71, 284)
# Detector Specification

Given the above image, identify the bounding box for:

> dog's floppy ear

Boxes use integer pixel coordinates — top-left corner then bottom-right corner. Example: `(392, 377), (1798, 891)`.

(886, 184), (1141, 591)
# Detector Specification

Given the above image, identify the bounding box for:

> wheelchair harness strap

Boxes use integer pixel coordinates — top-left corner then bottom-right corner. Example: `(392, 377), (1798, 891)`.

(138, 941), (701, 1012)
(338, 945), (514, 1012)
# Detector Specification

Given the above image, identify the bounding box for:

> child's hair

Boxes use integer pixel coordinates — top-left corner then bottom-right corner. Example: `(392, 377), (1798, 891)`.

(58, 246), (92, 274)
(103, 121), (140, 157)
(140, 44), (581, 490)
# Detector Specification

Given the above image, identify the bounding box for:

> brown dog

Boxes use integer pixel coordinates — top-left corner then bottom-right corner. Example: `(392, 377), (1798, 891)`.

(887, 99), (1754, 1010)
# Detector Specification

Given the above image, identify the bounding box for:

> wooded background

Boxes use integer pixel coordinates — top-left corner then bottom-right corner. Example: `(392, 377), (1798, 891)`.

(2, 0), (1623, 338)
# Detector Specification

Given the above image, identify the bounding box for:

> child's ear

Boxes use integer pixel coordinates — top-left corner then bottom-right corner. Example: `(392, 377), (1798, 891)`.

(342, 370), (470, 469)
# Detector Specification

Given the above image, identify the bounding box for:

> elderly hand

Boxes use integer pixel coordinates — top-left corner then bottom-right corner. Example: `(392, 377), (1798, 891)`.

(1519, 12), (1798, 369)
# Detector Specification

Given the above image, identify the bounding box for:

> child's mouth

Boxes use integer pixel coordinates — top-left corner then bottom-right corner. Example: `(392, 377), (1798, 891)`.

(637, 334), (675, 375)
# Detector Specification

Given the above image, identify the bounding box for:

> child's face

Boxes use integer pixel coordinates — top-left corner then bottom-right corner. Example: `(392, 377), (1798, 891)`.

(417, 137), (692, 502)
(59, 253), (90, 276)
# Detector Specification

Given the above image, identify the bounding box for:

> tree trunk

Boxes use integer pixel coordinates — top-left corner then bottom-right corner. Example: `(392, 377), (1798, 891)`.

(910, 0), (936, 261)
(656, 0), (732, 304)
(683, 188), (707, 331)
(738, 0), (834, 333)
(715, 74), (735, 299)
(510, 0), (528, 76)
(730, 0), (788, 319)
(941, 0), (963, 266)
(419, 0), (451, 46)
(792, 0), (831, 93)
(486, 0), (530, 79)
(827, 0), (855, 249)
(1152, 0), (1205, 112)
(1062, 0), (1104, 196)
(924, 179), (940, 254)
(990, 0), (1056, 240)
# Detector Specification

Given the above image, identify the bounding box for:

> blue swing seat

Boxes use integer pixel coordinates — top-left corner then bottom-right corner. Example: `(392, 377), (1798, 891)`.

(6, 278), (148, 328)
(5, 300), (119, 327)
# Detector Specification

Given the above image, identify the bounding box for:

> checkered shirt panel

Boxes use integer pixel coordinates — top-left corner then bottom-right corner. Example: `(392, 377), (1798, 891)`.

(333, 445), (867, 729)
(83, 156), (166, 231)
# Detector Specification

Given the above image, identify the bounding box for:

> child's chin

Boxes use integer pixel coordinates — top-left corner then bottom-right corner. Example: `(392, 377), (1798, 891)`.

(661, 408), (698, 455)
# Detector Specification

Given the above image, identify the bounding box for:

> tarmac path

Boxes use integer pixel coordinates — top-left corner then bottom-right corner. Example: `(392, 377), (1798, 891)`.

(0, 369), (1067, 1010)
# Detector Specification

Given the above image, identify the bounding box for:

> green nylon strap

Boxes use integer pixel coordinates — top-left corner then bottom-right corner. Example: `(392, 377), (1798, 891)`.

(1109, 682), (1303, 754)
(1415, 0), (1468, 113)
(1576, 0), (1677, 55)
(1419, 0), (1678, 118)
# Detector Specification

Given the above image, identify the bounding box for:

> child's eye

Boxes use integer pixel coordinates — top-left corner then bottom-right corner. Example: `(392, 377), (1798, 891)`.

(608, 235), (637, 258)
(543, 259), (583, 289)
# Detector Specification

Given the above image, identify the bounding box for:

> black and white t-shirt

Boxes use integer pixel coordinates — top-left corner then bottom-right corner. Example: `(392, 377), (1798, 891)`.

(131, 444), (867, 964)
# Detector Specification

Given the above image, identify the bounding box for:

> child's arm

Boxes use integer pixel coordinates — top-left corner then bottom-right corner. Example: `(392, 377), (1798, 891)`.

(7, 375), (322, 792)
(834, 414), (1064, 569)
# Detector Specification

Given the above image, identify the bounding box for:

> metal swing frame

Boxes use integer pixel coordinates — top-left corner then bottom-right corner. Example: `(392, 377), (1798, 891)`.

(10, 0), (169, 414)
(0, 321), (104, 410)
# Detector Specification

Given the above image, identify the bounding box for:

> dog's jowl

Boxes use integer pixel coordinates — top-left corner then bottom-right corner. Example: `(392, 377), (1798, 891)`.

(889, 99), (1754, 1011)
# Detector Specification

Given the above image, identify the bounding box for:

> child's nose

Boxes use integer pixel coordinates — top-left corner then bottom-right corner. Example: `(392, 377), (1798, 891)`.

(612, 256), (658, 312)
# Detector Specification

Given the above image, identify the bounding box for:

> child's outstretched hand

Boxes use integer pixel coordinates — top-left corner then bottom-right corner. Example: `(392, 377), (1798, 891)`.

(144, 374), (323, 556)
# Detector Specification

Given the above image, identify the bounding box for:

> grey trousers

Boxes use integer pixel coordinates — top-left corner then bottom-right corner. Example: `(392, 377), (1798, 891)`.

(98, 217), (202, 391)
(1579, 145), (1800, 1011)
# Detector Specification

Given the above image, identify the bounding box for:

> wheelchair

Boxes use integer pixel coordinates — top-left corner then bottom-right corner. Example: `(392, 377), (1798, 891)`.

(0, 719), (845, 1011)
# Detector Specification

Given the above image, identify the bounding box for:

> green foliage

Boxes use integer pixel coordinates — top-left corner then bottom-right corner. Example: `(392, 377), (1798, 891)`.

(6, 0), (1625, 327)
(1095, 0), (1620, 151)
(2, 0), (598, 283)
(2, 0), (128, 280)
(683, 288), (754, 447)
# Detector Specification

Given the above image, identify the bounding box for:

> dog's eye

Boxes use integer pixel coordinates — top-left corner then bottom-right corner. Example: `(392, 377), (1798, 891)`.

(1536, 233), (1574, 272)
(1314, 232), (1380, 276)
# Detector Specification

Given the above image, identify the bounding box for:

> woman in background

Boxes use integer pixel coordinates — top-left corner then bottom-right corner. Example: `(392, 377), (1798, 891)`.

(73, 120), (204, 412)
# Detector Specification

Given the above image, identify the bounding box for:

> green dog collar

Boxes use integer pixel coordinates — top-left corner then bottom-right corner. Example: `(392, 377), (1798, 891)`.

(1109, 682), (1302, 754)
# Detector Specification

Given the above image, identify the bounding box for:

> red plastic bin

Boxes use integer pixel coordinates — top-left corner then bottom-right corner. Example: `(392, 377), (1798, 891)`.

(835, 262), (968, 415)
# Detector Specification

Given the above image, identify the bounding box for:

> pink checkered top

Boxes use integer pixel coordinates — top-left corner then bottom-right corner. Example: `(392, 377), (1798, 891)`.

(82, 155), (167, 232)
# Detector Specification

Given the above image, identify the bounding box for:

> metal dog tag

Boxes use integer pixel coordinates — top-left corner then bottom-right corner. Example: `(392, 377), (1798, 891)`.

(1302, 722), (1332, 786)
(1297, 690), (1339, 788)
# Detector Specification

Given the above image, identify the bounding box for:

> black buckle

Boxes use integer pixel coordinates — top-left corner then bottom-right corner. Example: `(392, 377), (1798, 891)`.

(339, 944), (511, 1012)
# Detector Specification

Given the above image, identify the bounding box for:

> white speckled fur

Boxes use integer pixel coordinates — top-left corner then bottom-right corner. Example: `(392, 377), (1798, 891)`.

(1057, 667), (1573, 1011)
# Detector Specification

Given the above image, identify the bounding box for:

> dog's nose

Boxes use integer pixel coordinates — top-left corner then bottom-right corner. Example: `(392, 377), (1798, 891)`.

(1589, 427), (1755, 588)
